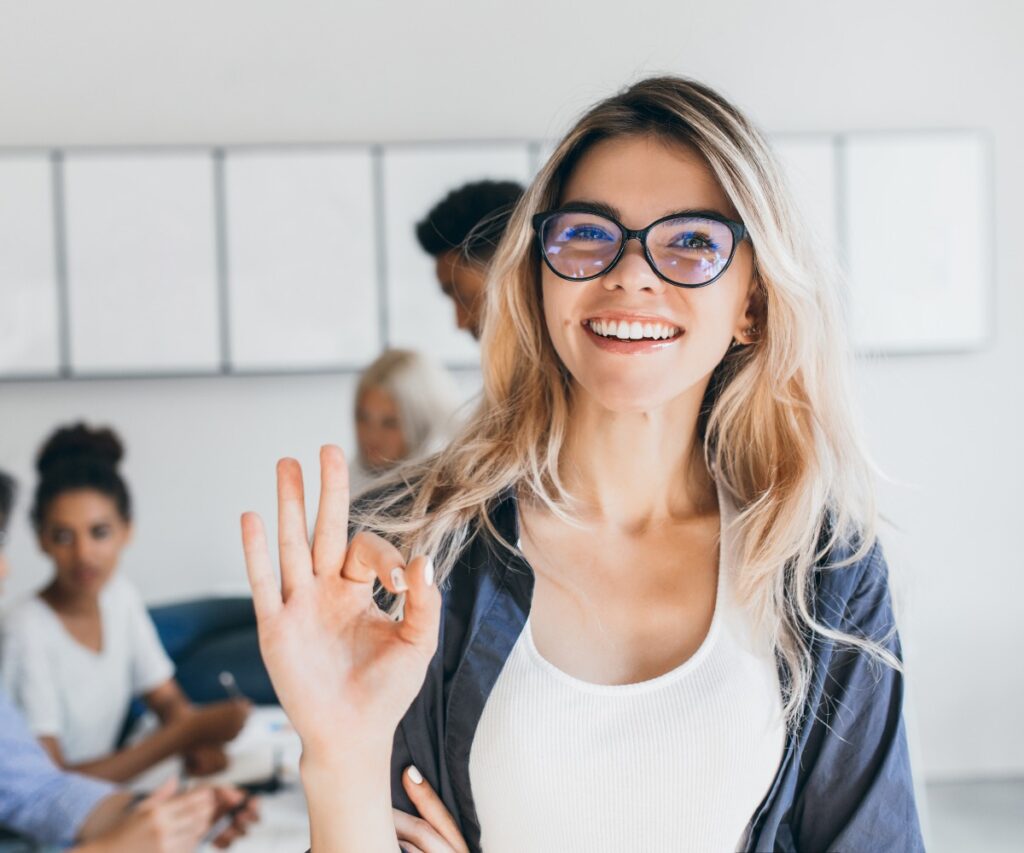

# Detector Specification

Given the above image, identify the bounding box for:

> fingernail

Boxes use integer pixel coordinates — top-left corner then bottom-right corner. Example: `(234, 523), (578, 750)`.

(390, 567), (408, 592)
(407, 765), (423, 784)
(423, 558), (435, 587)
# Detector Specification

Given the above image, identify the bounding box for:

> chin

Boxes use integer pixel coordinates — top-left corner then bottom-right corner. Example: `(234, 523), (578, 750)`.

(578, 374), (689, 415)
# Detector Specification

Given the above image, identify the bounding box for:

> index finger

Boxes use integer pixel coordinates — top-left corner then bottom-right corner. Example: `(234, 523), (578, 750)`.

(240, 512), (281, 622)
(312, 444), (350, 576)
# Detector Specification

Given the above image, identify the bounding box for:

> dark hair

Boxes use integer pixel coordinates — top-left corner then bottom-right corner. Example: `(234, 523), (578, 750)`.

(31, 423), (132, 530)
(0, 469), (15, 534)
(415, 179), (524, 263)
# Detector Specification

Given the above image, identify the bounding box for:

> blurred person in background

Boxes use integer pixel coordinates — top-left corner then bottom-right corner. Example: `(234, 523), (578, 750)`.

(0, 424), (249, 784)
(351, 348), (462, 496)
(415, 179), (524, 339)
(0, 468), (259, 852)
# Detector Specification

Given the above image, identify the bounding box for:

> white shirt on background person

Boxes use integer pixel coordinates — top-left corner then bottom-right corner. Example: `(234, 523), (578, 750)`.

(0, 575), (174, 764)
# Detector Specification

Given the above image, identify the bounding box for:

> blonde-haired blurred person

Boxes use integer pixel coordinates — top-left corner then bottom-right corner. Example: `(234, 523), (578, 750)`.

(351, 349), (462, 495)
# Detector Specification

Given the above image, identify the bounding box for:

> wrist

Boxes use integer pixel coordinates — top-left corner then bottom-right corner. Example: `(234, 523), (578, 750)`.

(300, 742), (395, 853)
(76, 791), (136, 843)
(169, 713), (198, 745)
(299, 734), (392, 782)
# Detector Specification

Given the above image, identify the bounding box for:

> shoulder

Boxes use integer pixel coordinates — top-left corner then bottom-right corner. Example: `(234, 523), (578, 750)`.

(101, 574), (148, 616)
(102, 573), (136, 601)
(2, 594), (54, 639)
(812, 531), (897, 639)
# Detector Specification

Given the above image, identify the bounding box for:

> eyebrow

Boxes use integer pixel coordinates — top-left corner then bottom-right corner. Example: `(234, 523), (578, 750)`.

(559, 198), (733, 223)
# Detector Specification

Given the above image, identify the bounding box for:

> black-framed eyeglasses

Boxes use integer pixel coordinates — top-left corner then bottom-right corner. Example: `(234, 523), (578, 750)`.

(532, 205), (748, 288)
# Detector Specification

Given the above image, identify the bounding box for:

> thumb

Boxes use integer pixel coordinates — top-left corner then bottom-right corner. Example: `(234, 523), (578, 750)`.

(138, 775), (179, 812)
(398, 555), (441, 651)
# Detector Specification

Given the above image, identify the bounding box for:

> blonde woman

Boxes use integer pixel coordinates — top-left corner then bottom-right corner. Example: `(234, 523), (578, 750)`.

(351, 349), (462, 495)
(241, 77), (924, 852)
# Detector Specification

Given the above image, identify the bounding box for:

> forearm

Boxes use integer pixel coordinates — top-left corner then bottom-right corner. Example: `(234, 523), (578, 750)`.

(147, 680), (194, 725)
(301, 741), (397, 853)
(68, 723), (191, 782)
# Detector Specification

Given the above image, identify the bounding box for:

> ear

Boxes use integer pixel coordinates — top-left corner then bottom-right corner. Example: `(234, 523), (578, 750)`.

(733, 275), (766, 345)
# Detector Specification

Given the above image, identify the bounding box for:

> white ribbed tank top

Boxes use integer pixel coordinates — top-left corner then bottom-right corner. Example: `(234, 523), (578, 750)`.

(468, 488), (786, 852)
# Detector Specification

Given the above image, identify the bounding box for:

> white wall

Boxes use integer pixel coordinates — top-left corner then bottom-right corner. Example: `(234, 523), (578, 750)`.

(1, 0), (1021, 781)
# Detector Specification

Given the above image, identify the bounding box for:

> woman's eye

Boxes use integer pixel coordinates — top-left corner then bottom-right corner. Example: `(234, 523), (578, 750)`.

(671, 231), (718, 252)
(51, 529), (73, 546)
(91, 525), (111, 540)
(382, 418), (401, 431)
(560, 224), (616, 243)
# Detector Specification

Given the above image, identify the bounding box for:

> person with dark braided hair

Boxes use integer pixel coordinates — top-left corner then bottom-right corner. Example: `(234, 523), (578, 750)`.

(1, 424), (250, 785)
(415, 179), (524, 339)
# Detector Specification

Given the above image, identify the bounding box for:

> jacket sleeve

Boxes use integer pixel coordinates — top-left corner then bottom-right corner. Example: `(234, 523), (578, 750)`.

(789, 541), (926, 852)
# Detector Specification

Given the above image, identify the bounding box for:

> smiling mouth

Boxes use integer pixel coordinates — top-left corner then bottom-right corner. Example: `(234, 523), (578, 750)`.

(584, 318), (683, 342)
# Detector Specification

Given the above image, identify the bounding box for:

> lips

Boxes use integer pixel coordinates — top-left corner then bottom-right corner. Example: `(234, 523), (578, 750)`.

(72, 567), (102, 584)
(582, 321), (685, 355)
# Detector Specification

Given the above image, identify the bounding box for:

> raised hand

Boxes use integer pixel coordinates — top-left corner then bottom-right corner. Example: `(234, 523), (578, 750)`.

(240, 445), (441, 762)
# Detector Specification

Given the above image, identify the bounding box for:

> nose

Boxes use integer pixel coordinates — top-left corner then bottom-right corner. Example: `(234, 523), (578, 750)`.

(602, 239), (665, 294)
(71, 538), (94, 564)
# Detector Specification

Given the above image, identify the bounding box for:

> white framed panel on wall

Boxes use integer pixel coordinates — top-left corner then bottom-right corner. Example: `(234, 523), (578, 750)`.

(842, 131), (991, 353)
(0, 154), (60, 376)
(224, 147), (379, 371)
(63, 151), (221, 374)
(772, 134), (840, 259)
(382, 144), (532, 365)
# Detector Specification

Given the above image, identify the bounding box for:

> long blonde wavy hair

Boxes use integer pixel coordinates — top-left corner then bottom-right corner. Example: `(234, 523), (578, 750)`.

(354, 76), (899, 725)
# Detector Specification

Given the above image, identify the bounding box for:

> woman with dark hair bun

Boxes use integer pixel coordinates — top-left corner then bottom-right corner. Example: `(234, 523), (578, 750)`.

(1, 423), (251, 783)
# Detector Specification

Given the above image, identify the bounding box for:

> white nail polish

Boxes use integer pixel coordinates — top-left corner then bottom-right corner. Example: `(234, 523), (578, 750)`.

(390, 567), (408, 592)
(423, 558), (435, 587)
(408, 765), (423, 784)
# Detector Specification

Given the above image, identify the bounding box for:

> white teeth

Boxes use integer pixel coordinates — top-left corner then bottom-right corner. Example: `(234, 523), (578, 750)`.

(588, 319), (680, 341)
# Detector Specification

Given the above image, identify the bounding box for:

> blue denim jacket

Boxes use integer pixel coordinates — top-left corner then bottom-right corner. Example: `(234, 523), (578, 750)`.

(381, 489), (925, 852)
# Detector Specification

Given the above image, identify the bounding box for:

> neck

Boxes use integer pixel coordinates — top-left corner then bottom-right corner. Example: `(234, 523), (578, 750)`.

(41, 580), (100, 616)
(559, 382), (717, 531)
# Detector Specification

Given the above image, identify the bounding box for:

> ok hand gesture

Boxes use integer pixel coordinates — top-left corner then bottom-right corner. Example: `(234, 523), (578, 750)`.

(240, 445), (440, 761)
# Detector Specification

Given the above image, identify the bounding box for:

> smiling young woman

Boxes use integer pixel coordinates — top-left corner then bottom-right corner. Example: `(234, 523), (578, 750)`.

(241, 77), (924, 852)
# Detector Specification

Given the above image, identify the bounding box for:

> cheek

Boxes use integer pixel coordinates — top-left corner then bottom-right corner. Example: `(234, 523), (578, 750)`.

(97, 540), (122, 566)
(46, 541), (72, 562)
(91, 530), (128, 561)
(540, 276), (577, 347)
